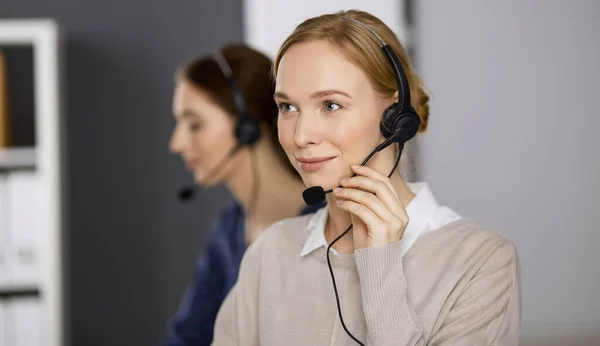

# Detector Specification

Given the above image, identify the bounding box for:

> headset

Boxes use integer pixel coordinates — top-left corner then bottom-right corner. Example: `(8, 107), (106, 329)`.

(212, 50), (262, 147)
(319, 19), (421, 346)
(354, 18), (420, 150)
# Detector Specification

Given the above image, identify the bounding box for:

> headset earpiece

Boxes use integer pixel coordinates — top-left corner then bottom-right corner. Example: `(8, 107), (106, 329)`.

(380, 103), (401, 138)
(213, 50), (262, 148)
(392, 110), (420, 142)
(235, 114), (261, 146)
(380, 102), (420, 142)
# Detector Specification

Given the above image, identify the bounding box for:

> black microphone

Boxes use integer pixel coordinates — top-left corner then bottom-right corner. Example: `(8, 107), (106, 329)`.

(301, 136), (398, 206)
(177, 144), (242, 202)
(302, 186), (327, 206)
(178, 185), (197, 201)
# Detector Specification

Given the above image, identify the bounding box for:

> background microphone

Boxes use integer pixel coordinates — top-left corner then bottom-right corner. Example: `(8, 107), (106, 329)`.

(177, 185), (197, 201)
(177, 144), (242, 202)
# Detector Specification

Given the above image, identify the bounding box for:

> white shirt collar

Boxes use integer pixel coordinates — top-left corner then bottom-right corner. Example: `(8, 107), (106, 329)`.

(300, 182), (461, 257)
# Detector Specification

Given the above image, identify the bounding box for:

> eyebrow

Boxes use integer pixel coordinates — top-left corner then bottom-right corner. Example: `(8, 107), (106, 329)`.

(310, 89), (352, 99)
(177, 109), (200, 118)
(273, 89), (352, 101)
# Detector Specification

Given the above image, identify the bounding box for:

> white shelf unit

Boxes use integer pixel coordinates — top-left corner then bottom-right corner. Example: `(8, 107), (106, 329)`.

(0, 19), (66, 346)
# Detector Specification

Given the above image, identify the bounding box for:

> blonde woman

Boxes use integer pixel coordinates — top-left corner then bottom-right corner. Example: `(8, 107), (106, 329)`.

(212, 10), (520, 346)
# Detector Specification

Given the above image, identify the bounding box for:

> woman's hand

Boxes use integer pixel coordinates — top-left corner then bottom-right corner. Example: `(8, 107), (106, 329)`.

(333, 165), (409, 250)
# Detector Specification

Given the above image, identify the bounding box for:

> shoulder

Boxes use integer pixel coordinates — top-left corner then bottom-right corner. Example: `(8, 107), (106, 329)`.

(428, 218), (514, 248)
(211, 201), (243, 232)
(202, 201), (243, 249)
(460, 220), (517, 268)
(415, 219), (518, 268)
(215, 201), (243, 225)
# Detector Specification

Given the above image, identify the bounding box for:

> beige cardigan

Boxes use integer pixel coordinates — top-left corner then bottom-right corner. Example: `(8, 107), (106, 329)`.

(212, 215), (520, 345)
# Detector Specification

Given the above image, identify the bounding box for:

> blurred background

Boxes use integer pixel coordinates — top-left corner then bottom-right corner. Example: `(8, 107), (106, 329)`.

(0, 0), (598, 345)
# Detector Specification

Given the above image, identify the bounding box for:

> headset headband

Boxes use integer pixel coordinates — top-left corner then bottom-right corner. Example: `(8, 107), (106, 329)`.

(212, 50), (248, 117)
(348, 18), (412, 112)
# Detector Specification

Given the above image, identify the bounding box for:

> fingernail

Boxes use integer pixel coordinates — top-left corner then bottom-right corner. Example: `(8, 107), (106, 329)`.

(351, 165), (360, 169)
(336, 199), (343, 205)
(333, 187), (342, 193)
(340, 178), (349, 184)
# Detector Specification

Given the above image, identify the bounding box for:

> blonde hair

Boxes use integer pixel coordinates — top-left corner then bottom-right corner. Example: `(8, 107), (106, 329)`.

(273, 9), (430, 133)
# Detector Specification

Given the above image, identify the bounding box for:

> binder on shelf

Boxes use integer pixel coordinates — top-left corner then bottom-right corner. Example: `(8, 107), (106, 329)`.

(0, 301), (5, 346)
(5, 171), (39, 287)
(0, 299), (39, 346)
(0, 173), (6, 287)
(0, 169), (41, 346)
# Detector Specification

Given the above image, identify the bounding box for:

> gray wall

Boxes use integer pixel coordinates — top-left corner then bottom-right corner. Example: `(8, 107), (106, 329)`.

(417, 0), (600, 344)
(3, 0), (240, 345)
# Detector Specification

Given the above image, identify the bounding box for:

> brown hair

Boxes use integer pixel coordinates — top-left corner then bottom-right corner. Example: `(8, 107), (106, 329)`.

(176, 43), (298, 176)
(273, 10), (430, 133)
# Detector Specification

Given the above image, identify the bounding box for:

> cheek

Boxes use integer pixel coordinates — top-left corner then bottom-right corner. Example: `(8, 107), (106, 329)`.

(277, 117), (295, 153)
(189, 132), (211, 157)
(192, 126), (234, 158)
(331, 124), (363, 153)
(331, 114), (381, 156)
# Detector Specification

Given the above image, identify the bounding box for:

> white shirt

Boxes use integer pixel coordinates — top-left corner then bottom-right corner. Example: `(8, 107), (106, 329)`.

(300, 182), (462, 257)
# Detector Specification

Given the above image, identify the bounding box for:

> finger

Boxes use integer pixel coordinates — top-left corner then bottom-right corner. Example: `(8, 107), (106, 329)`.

(350, 165), (400, 201)
(333, 187), (397, 223)
(340, 175), (402, 216)
(336, 199), (383, 230)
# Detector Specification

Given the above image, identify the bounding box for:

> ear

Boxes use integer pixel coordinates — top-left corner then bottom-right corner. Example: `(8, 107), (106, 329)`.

(380, 91), (399, 111)
(393, 91), (399, 102)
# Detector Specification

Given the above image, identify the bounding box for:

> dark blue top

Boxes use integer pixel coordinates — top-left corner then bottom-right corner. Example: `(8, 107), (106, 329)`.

(163, 201), (324, 346)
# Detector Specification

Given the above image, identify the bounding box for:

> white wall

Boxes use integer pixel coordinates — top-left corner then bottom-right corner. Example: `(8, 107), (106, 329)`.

(242, 0), (408, 59)
(418, 1), (600, 344)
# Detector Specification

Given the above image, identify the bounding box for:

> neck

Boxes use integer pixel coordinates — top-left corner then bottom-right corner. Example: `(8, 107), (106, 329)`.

(226, 139), (306, 243)
(324, 145), (415, 254)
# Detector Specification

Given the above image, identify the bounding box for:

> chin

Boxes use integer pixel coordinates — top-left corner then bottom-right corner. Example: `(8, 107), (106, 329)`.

(301, 173), (340, 191)
(194, 170), (221, 187)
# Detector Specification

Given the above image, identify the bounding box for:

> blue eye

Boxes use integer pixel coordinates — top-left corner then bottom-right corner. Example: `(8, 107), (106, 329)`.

(278, 102), (298, 113)
(324, 101), (341, 112)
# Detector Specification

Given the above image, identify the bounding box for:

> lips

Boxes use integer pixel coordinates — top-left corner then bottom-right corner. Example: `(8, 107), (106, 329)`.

(184, 158), (199, 171)
(296, 156), (336, 172)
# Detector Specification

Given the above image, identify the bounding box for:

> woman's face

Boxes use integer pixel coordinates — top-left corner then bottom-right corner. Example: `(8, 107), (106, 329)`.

(169, 79), (238, 186)
(275, 40), (389, 191)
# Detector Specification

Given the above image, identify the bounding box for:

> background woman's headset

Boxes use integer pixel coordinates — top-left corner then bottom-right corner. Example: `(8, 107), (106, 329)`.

(178, 50), (262, 201)
(212, 50), (262, 147)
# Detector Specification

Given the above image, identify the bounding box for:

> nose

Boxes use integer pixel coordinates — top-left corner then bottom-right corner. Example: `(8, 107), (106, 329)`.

(169, 124), (186, 154)
(293, 112), (321, 148)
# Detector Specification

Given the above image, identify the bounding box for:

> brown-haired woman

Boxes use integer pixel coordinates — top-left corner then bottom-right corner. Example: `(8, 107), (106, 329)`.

(212, 10), (520, 346)
(164, 43), (324, 346)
